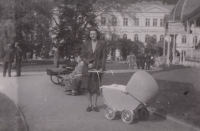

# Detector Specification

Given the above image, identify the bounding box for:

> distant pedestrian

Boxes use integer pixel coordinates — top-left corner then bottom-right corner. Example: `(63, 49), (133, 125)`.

(2, 44), (14, 77)
(140, 53), (145, 69)
(126, 54), (131, 69)
(145, 53), (151, 70)
(15, 42), (22, 76)
(52, 46), (60, 68)
(136, 54), (141, 69)
(129, 52), (136, 69)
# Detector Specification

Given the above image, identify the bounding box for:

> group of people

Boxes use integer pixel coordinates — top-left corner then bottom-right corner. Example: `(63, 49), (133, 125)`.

(59, 28), (107, 113)
(126, 52), (154, 70)
(136, 53), (153, 70)
(2, 42), (22, 77)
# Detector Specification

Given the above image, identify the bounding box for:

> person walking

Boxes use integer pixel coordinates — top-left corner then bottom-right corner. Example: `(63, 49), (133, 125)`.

(145, 53), (151, 70)
(80, 28), (107, 112)
(129, 52), (136, 69)
(2, 44), (14, 77)
(53, 46), (60, 68)
(15, 42), (22, 76)
(126, 54), (131, 69)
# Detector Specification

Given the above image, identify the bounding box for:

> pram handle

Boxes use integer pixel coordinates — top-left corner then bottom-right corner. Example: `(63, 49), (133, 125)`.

(121, 91), (147, 106)
(88, 69), (115, 84)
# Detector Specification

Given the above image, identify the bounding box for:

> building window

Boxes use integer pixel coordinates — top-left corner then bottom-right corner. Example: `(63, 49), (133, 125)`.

(153, 19), (157, 26)
(112, 17), (117, 26)
(160, 35), (164, 42)
(135, 18), (139, 26)
(145, 35), (149, 42)
(123, 34), (127, 39)
(153, 35), (157, 42)
(101, 17), (106, 26)
(182, 35), (187, 43)
(193, 36), (198, 44)
(134, 34), (138, 41)
(160, 19), (163, 27)
(145, 18), (150, 26)
(123, 18), (128, 26)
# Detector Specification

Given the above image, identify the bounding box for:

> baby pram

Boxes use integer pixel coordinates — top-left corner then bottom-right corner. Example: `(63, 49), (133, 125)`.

(101, 70), (159, 124)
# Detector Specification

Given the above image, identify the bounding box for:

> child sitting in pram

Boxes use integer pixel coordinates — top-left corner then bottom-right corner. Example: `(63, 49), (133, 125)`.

(62, 55), (84, 95)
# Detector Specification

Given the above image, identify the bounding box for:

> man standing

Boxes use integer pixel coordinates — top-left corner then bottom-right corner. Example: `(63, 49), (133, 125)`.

(129, 52), (136, 69)
(15, 42), (22, 76)
(53, 46), (60, 68)
(145, 53), (151, 70)
(2, 44), (14, 77)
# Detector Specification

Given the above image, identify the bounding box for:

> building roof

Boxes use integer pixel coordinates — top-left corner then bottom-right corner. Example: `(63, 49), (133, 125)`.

(129, 3), (174, 13)
(166, 0), (200, 21)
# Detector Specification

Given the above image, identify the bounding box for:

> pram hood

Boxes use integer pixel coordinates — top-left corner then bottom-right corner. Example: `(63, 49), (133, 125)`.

(126, 71), (159, 105)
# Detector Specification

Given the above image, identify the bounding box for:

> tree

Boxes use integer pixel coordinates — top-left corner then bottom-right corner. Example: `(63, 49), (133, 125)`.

(0, 0), (15, 59)
(116, 38), (141, 60)
(53, 0), (137, 57)
(15, 0), (54, 59)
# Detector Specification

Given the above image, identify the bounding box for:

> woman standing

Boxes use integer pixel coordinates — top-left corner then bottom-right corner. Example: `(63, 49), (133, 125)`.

(81, 28), (107, 112)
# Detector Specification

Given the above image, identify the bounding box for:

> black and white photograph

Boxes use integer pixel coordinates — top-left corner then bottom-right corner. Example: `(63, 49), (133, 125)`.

(0, 0), (200, 130)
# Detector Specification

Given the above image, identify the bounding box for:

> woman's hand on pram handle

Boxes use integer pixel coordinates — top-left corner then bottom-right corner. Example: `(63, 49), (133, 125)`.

(88, 63), (94, 69)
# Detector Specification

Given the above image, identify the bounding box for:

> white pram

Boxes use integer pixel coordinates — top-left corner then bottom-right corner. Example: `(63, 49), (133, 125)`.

(100, 70), (159, 124)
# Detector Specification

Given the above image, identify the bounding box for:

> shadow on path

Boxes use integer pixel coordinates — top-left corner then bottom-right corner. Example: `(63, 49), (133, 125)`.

(0, 92), (28, 131)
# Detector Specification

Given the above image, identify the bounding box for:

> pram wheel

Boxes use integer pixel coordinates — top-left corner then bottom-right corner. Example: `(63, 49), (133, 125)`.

(121, 110), (135, 124)
(138, 108), (149, 120)
(104, 107), (116, 120)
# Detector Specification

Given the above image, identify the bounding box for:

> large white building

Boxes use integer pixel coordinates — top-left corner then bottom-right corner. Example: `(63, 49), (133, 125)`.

(165, 0), (200, 65)
(97, 1), (174, 44)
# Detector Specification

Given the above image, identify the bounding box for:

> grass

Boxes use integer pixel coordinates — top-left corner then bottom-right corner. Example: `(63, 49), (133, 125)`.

(0, 92), (27, 131)
(152, 80), (200, 128)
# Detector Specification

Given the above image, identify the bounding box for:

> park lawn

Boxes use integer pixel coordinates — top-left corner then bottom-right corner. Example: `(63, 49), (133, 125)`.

(0, 92), (27, 131)
(102, 72), (200, 128)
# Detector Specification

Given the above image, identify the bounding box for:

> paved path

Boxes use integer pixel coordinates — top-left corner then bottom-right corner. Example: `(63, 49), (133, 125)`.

(0, 69), (199, 131)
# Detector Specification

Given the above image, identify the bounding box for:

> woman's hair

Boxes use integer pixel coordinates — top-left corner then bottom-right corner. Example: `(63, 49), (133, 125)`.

(86, 27), (100, 40)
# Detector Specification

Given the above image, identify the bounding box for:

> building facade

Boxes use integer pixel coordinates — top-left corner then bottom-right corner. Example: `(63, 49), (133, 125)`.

(97, 1), (174, 44)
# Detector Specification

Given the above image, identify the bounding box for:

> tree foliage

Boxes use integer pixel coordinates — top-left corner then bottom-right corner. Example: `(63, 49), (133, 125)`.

(116, 38), (143, 60)
(53, 0), (137, 57)
(0, 0), (15, 59)
(15, 0), (54, 59)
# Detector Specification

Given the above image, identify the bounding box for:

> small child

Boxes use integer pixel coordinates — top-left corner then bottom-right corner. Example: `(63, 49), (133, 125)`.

(62, 55), (83, 95)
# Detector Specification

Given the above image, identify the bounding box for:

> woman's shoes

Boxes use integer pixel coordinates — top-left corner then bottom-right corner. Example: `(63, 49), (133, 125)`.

(86, 106), (93, 112)
(86, 106), (99, 112)
(93, 107), (99, 112)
